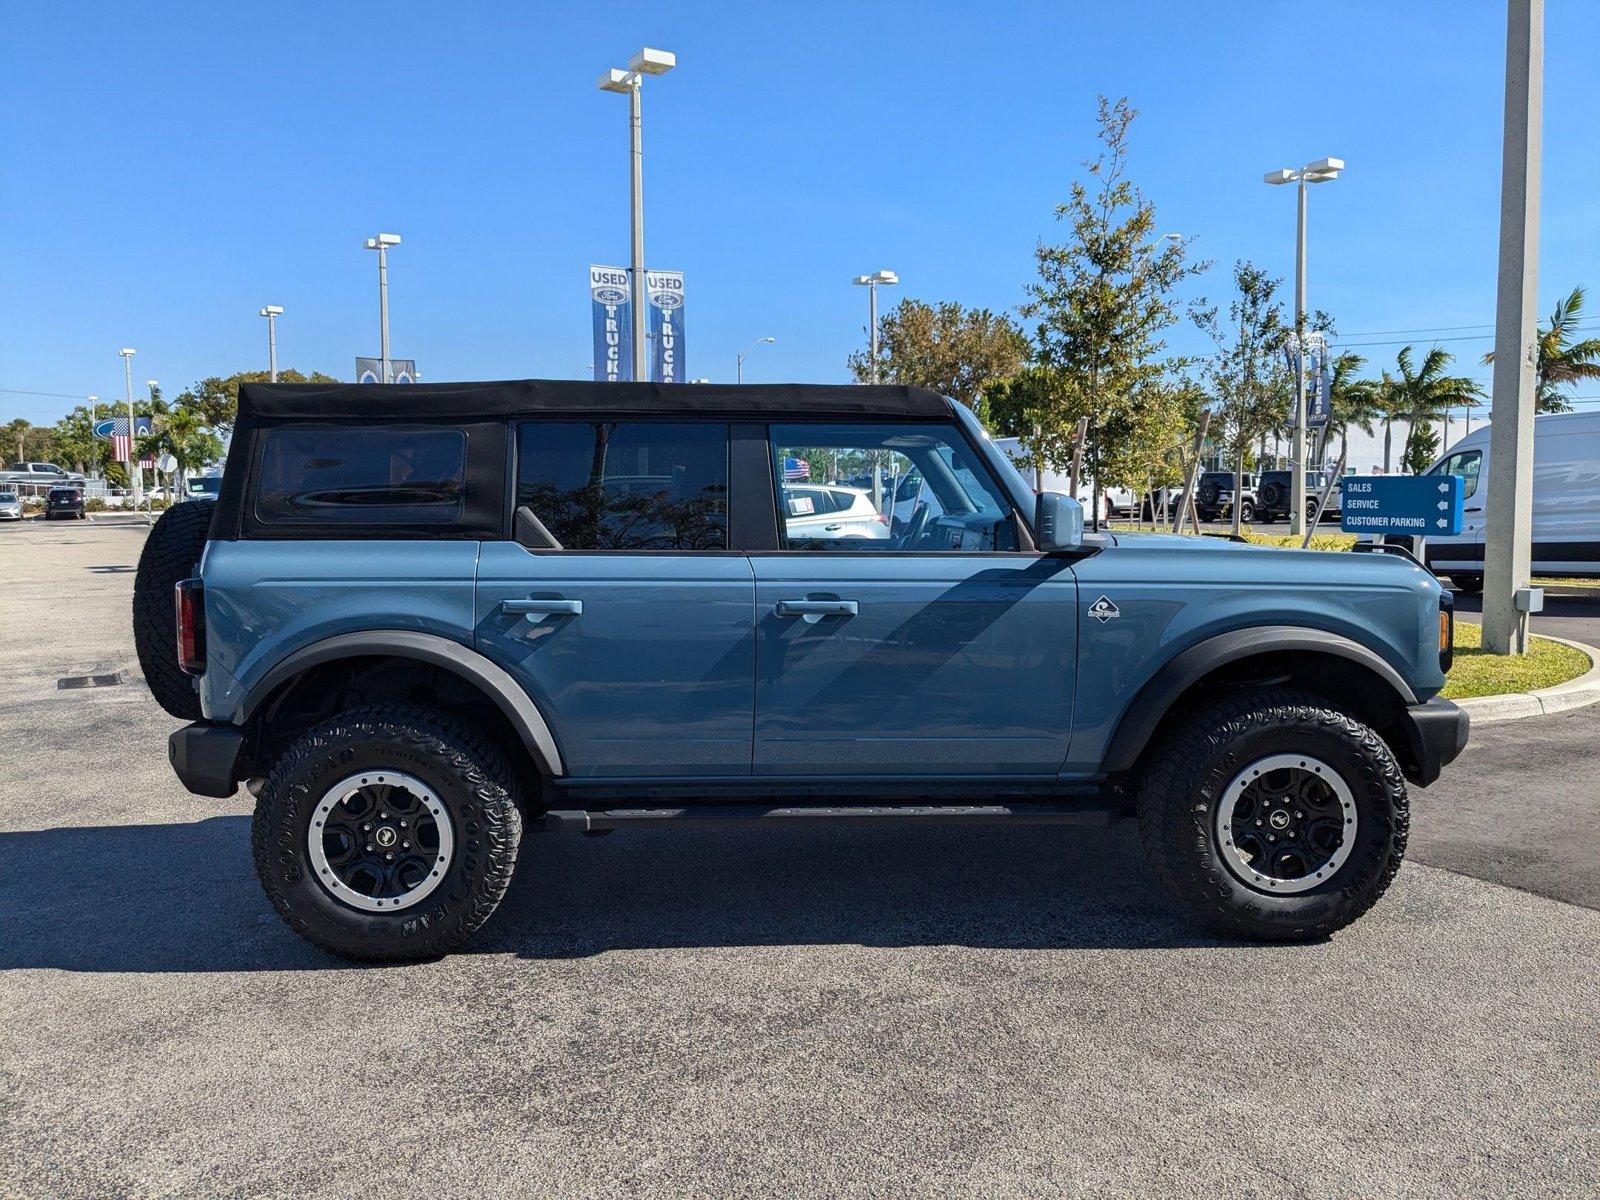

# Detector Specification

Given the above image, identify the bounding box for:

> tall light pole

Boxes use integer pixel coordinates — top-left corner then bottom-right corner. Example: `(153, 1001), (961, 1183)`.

(599, 47), (676, 383)
(119, 349), (140, 506)
(260, 305), (283, 382)
(852, 270), (899, 383)
(363, 234), (402, 383)
(1483, 0), (1543, 655)
(737, 336), (776, 384)
(88, 396), (100, 480)
(1265, 157), (1344, 535)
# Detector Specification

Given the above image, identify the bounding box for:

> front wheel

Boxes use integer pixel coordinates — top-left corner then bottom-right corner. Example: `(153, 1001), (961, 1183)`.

(252, 704), (523, 961)
(1239, 500), (1256, 523)
(1137, 689), (1407, 940)
(1452, 573), (1484, 595)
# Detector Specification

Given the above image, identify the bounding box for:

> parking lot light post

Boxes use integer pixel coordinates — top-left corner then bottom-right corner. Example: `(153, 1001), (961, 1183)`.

(737, 336), (775, 384)
(119, 349), (140, 508)
(363, 234), (401, 383)
(599, 48), (676, 383)
(1483, 0), (1543, 655)
(1265, 158), (1343, 536)
(852, 270), (899, 384)
(259, 306), (283, 382)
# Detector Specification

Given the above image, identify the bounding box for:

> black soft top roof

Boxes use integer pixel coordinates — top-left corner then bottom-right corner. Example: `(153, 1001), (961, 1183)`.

(237, 379), (952, 421)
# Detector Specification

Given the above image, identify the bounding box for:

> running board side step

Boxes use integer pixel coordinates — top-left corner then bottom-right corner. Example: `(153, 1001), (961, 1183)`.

(544, 802), (1118, 833)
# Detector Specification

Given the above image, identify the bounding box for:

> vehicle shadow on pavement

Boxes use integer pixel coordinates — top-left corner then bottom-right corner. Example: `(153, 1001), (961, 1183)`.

(0, 817), (1231, 973)
(481, 820), (1231, 960)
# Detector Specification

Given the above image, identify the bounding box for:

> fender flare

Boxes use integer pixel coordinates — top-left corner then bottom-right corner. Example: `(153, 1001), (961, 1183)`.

(238, 630), (565, 777)
(1100, 625), (1418, 775)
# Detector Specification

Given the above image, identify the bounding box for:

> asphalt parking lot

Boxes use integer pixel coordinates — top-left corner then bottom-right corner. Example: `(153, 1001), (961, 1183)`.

(3, 519), (1598, 1199)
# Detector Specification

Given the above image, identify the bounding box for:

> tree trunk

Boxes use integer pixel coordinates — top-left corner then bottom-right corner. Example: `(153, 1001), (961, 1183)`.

(1383, 420), (1393, 474)
(1232, 458), (1244, 536)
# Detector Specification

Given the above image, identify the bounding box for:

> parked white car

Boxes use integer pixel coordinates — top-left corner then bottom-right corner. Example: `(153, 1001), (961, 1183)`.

(1423, 411), (1600, 590)
(781, 483), (890, 543)
(0, 490), (23, 521)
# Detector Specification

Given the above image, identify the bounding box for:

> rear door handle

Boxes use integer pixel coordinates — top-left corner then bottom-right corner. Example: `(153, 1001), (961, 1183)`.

(775, 598), (858, 624)
(501, 598), (583, 624)
(823, 523), (844, 532)
(1464, 506), (1483, 513)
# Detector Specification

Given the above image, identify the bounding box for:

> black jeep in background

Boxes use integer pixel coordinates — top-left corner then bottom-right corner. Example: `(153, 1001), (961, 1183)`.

(1193, 471), (1256, 523)
(1255, 470), (1343, 524)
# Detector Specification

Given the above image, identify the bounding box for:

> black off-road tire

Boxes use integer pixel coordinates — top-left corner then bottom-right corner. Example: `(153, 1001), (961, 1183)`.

(132, 499), (214, 719)
(1137, 688), (1408, 941)
(1239, 500), (1256, 524)
(252, 704), (523, 961)
(1452, 573), (1484, 595)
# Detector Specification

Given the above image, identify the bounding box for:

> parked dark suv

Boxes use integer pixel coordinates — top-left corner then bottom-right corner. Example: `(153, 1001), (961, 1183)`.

(1193, 471), (1256, 523)
(45, 486), (85, 520)
(1255, 470), (1343, 524)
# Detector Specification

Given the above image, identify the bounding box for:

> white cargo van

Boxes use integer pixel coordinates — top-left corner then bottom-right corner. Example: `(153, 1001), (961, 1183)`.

(1424, 411), (1600, 590)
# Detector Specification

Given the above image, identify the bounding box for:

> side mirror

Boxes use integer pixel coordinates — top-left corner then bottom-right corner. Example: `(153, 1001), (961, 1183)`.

(1035, 491), (1084, 552)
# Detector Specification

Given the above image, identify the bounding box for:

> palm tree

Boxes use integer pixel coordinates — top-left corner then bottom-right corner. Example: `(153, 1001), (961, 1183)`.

(1379, 346), (1484, 474)
(136, 406), (223, 491)
(1324, 351), (1378, 464)
(1483, 285), (1600, 413)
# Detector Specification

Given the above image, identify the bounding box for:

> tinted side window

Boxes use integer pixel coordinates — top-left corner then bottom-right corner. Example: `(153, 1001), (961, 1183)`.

(517, 422), (728, 551)
(254, 427), (465, 524)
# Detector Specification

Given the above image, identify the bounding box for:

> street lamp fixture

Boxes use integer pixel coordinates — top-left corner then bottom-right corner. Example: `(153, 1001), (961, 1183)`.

(598, 47), (676, 382)
(852, 271), (899, 384)
(737, 336), (776, 384)
(259, 305), (284, 382)
(1264, 156), (1344, 536)
(117, 349), (142, 507)
(363, 234), (402, 382)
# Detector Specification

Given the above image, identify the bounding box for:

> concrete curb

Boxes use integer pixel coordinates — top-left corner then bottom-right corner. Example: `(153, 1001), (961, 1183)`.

(1456, 634), (1600, 725)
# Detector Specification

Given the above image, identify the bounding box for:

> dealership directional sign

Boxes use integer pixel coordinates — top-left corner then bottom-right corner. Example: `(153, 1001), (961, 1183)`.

(1340, 474), (1464, 537)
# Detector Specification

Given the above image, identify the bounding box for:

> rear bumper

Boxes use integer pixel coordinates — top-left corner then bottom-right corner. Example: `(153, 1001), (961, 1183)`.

(169, 722), (244, 798)
(1395, 697), (1470, 787)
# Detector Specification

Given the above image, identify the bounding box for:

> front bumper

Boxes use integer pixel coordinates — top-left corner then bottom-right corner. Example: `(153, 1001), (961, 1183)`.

(1395, 697), (1470, 787)
(169, 722), (244, 798)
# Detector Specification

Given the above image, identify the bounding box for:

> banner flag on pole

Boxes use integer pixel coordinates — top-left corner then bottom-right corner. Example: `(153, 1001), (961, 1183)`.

(356, 358), (416, 384)
(589, 265), (633, 382)
(646, 270), (685, 384)
(100, 415), (154, 465)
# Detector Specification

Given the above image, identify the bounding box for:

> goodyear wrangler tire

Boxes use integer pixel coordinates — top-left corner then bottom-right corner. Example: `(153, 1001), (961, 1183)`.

(1137, 688), (1408, 941)
(252, 704), (522, 961)
(132, 499), (214, 719)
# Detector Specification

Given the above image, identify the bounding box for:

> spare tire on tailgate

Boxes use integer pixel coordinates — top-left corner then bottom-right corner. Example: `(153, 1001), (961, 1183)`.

(133, 500), (214, 719)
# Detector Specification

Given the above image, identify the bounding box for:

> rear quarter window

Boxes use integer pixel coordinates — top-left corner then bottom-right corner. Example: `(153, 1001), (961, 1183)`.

(253, 427), (466, 525)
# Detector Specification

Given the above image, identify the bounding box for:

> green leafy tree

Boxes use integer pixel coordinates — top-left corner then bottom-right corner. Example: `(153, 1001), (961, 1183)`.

(50, 406), (108, 475)
(2, 418), (61, 466)
(1192, 261), (1292, 533)
(848, 299), (1029, 412)
(136, 405), (225, 487)
(1019, 95), (1207, 501)
(1482, 285), (1600, 414)
(174, 368), (339, 435)
(1381, 345), (1483, 474)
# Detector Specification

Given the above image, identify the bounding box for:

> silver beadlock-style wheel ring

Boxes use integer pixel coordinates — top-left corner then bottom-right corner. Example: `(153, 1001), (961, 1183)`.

(1214, 753), (1357, 895)
(307, 771), (454, 913)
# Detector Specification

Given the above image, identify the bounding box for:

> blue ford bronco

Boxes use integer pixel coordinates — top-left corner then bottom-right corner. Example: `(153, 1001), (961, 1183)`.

(133, 380), (1468, 960)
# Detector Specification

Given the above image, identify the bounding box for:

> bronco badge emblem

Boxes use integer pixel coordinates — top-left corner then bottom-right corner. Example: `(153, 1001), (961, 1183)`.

(1088, 596), (1120, 624)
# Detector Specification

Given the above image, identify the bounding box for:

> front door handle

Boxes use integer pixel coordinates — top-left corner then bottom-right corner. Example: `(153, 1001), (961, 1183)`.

(775, 599), (858, 624)
(1464, 506), (1483, 513)
(501, 598), (583, 624)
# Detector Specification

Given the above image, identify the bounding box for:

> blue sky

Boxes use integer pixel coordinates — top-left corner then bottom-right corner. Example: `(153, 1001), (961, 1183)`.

(3, 1), (1597, 425)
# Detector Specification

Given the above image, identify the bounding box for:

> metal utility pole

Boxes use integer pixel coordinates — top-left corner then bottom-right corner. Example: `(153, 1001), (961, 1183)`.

(363, 234), (401, 383)
(852, 270), (899, 383)
(1483, 0), (1543, 655)
(119, 349), (140, 507)
(1265, 157), (1344, 536)
(599, 49), (676, 383)
(260, 306), (283, 382)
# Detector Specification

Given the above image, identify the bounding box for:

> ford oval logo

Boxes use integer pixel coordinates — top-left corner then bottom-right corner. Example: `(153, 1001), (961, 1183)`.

(652, 291), (684, 310)
(592, 286), (628, 305)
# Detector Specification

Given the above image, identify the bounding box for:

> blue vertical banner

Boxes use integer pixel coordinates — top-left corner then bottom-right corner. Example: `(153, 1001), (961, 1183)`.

(647, 269), (685, 383)
(589, 265), (633, 382)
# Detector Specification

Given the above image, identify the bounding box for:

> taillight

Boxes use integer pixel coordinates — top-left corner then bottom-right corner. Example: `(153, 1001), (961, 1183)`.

(1438, 592), (1454, 674)
(176, 578), (206, 676)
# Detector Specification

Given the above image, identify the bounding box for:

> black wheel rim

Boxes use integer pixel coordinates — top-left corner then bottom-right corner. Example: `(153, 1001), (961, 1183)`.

(308, 771), (454, 912)
(1215, 754), (1357, 894)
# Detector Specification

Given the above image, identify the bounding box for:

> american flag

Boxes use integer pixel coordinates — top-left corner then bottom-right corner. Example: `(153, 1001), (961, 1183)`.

(783, 456), (809, 481)
(106, 417), (155, 468)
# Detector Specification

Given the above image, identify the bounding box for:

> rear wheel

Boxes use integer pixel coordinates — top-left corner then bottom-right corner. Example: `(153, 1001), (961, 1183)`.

(1137, 689), (1407, 940)
(1239, 500), (1256, 523)
(1451, 573), (1484, 595)
(252, 704), (523, 961)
